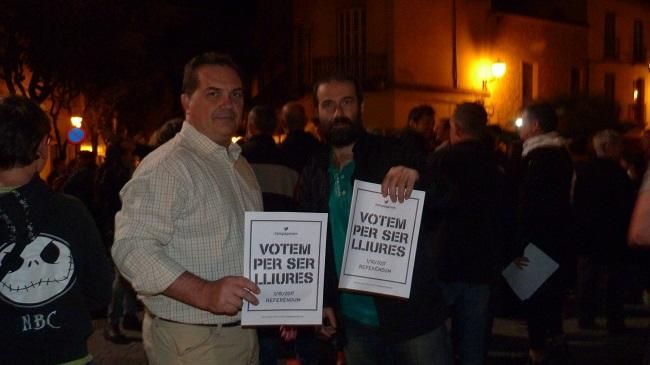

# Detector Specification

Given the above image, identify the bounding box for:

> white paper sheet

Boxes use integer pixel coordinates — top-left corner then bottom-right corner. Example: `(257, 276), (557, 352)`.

(242, 212), (328, 326)
(502, 243), (559, 300)
(338, 180), (425, 298)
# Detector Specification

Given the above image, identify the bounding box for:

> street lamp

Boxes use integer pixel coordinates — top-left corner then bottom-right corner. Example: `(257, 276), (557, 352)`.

(491, 60), (506, 79)
(482, 60), (507, 91)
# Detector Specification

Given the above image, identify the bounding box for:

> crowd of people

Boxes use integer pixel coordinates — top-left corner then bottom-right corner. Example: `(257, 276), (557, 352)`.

(2, 51), (650, 365)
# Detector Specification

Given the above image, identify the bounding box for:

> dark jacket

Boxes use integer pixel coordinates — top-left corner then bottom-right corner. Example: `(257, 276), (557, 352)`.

(518, 146), (574, 271)
(573, 157), (635, 263)
(280, 130), (321, 173)
(296, 132), (446, 344)
(95, 162), (132, 247)
(0, 177), (112, 364)
(242, 133), (299, 212)
(398, 127), (432, 156)
(426, 139), (511, 284)
(241, 134), (284, 165)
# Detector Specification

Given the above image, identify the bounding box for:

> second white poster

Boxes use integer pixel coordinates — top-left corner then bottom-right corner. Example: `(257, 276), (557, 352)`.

(338, 180), (425, 298)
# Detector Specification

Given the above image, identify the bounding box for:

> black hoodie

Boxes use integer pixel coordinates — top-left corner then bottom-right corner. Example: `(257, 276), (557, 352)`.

(0, 177), (112, 364)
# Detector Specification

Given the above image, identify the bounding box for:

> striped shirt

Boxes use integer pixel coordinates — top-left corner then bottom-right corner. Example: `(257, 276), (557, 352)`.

(113, 122), (262, 324)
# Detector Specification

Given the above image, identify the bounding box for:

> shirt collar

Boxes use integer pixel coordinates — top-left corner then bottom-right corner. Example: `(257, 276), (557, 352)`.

(179, 122), (242, 161)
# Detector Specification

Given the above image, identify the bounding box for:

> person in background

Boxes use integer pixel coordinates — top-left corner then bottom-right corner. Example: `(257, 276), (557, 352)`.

(574, 129), (635, 333)
(426, 103), (510, 365)
(46, 156), (68, 191)
(279, 101), (321, 174)
(399, 104), (435, 154)
(241, 105), (298, 212)
(149, 117), (184, 148)
(63, 150), (98, 216)
(433, 117), (451, 152)
(96, 139), (141, 344)
(514, 103), (574, 364)
(0, 95), (112, 364)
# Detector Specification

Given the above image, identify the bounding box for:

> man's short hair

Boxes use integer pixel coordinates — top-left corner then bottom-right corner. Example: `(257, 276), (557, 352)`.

(312, 72), (364, 108)
(0, 95), (50, 169)
(408, 105), (434, 123)
(525, 102), (558, 133)
(452, 102), (487, 137)
(182, 52), (243, 95)
(592, 129), (621, 157)
(249, 105), (277, 135)
(283, 102), (307, 132)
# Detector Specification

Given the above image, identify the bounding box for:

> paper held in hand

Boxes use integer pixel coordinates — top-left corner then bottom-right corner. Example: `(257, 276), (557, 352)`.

(242, 212), (328, 326)
(338, 180), (425, 298)
(502, 243), (559, 300)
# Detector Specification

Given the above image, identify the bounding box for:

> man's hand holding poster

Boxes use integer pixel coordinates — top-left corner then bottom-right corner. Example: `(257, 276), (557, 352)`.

(242, 212), (328, 326)
(339, 180), (425, 298)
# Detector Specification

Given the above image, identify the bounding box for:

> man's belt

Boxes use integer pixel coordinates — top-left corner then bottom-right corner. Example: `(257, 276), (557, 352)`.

(151, 314), (240, 328)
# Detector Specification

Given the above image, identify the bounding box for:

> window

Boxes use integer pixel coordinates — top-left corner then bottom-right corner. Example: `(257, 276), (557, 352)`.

(604, 73), (616, 102)
(604, 12), (617, 59)
(338, 7), (367, 79)
(634, 20), (645, 63)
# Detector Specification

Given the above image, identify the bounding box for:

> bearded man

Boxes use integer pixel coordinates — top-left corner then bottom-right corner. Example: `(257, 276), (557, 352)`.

(296, 73), (451, 365)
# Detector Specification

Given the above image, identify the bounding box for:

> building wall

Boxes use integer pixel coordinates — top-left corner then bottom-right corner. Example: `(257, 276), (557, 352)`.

(587, 0), (650, 125)
(392, 0), (454, 87)
(490, 13), (588, 126)
(391, 0), (491, 130)
(295, 0), (630, 133)
(391, 0), (588, 130)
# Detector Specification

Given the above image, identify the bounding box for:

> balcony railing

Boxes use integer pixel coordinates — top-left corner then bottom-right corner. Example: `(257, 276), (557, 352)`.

(311, 53), (388, 91)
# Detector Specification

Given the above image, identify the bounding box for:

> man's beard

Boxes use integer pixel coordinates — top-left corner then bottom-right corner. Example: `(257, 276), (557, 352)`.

(325, 116), (364, 147)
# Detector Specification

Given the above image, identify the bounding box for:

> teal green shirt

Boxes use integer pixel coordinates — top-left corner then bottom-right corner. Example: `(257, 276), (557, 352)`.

(328, 157), (379, 327)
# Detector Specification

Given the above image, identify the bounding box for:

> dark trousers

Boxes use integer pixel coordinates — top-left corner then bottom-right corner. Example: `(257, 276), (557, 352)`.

(525, 275), (564, 350)
(576, 256), (626, 328)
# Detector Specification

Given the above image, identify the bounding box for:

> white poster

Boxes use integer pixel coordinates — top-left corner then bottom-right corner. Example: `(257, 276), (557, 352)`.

(502, 243), (559, 300)
(338, 180), (425, 298)
(242, 212), (328, 326)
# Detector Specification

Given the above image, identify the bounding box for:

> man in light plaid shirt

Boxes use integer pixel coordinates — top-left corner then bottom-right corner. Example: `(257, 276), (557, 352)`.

(113, 52), (263, 365)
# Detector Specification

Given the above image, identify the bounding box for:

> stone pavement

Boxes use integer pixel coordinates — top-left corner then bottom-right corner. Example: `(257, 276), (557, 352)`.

(88, 309), (650, 365)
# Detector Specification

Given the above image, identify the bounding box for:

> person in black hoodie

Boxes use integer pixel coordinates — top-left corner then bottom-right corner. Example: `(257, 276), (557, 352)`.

(297, 73), (451, 365)
(0, 95), (112, 364)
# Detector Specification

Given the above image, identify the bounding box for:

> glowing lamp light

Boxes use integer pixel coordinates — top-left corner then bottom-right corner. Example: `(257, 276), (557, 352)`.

(634, 89), (639, 101)
(515, 117), (524, 128)
(479, 59), (507, 91)
(70, 116), (83, 128)
(478, 64), (492, 80)
(491, 61), (506, 79)
(231, 136), (242, 144)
